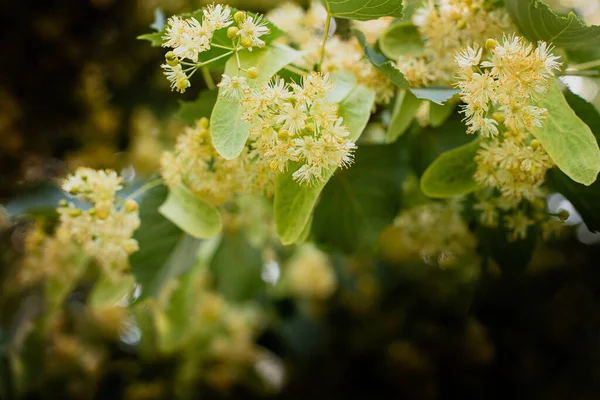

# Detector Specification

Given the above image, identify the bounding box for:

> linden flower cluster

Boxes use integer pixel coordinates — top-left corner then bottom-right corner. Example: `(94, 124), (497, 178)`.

(219, 72), (356, 185)
(397, 0), (513, 86)
(161, 118), (277, 205)
(391, 200), (477, 268)
(455, 36), (561, 203)
(267, 1), (395, 105)
(59, 168), (140, 277)
(161, 5), (270, 93)
(285, 244), (337, 300)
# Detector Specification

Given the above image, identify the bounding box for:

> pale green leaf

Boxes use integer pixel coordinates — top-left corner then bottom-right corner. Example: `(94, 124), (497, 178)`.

(534, 80), (600, 185)
(321, 0), (403, 21)
(410, 87), (459, 105)
(158, 183), (222, 239)
(387, 89), (422, 143)
(274, 85), (376, 245)
(325, 70), (356, 104)
(130, 185), (202, 299)
(210, 44), (303, 159)
(353, 28), (410, 89)
(379, 20), (424, 59)
(420, 139), (481, 198)
(88, 275), (135, 308)
(505, 0), (600, 49)
(429, 100), (456, 128)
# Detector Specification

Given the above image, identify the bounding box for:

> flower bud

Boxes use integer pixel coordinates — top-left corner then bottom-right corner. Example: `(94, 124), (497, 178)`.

(529, 139), (541, 149)
(558, 209), (570, 222)
(240, 36), (254, 48)
(69, 208), (82, 217)
(199, 117), (210, 129)
(485, 39), (498, 51)
(96, 208), (110, 220)
(247, 67), (259, 79)
(58, 199), (68, 208)
(227, 26), (239, 39)
(278, 129), (289, 140)
(124, 199), (139, 213)
(492, 112), (504, 124)
(176, 78), (191, 92)
(234, 11), (246, 25)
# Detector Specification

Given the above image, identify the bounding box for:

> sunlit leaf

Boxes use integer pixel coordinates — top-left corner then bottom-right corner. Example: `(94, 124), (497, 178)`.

(158, 183), (222, 239)
(321, 0), (403, 21)
(420, 139), (481, 198)
(534, 80), (600, 185)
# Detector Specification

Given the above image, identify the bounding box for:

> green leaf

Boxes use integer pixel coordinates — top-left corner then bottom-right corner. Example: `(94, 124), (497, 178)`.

(130, 185), (201, 299)
(175, 89), (218, 125)
(274, 84), (376, 245)
(209, 232), (264, 303)
(325, 70), (356, 104)
(546, 90), (600, 232)
(379, 20), (424, 59)
(420, 139), (481, 198)
(210, 44), (303, 159)
(534, 80), (600, 185)
(408, 117), (472, 176)
(137, 32), (163, 47)
(429, 100), (457, 128)
(88, 275), (135, 308)
(353, 28), (410, 89)
(505, 0), (600, 50)
(159, 183), (222, 239)
(410, 87), (459, 105)
(387, 89), (422, 143)
(313, 141), (409, 253)
(321, 0), (403, 21)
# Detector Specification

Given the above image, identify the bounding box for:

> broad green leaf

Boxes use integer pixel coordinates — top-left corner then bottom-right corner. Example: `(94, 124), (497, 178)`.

(534, 80), (600, 185)
(154, 237), (219, 353)
(353, 28), (410, 89)
(130, 185), (201, 299)
(546, 90), (600, 232)
(387, 89), (422, 143)
(337, 85), (377, 142)
(325, 70), (356, 104)
(420, 139), (481, 198)
(137, 32), (163, 46)
(175, 89), (218, 125)
(209, 232), (264, 303)
(88, 275), (135, 308)
(379, 20), (424, 59)
(408, 117), (472, 176)
(313, 141), (410, 253)
(159, 183), (222, 239)
(410, 87), (459, 105)
(321, 0), (403, 21)
(505, 0), (600, 50)
(211, 44), (303, 159)
(274, 85), (376, 245)
(429, 100), (456, 128)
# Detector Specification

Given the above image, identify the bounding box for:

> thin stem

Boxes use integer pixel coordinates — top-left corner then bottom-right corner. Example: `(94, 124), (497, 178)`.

(235, 50), (242, 72)
(211, 43), (235, 51)
(202, 67), (216, 90)
(317, 13), (332, 72)
(126, 179), (162, 201)
(199, 50), (234, 67)
(284, 65), (308, 75)
(567, 58), (600, 71)
(561, 70), (600, 77)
